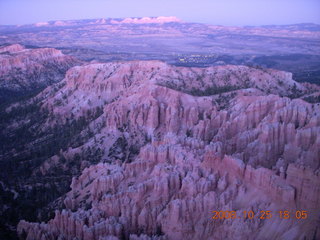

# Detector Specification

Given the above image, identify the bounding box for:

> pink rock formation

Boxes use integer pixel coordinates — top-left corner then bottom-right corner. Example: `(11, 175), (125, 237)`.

(111, 17), (181, 24)
(0, 44), (80, 95)
(0, 44), (25, 53)
(17, 61), (320, 240)
(34, 22), (50, 27)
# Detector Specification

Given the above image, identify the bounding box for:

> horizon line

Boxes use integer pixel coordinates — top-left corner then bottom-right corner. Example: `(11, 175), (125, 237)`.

(1, 17), (319, 28)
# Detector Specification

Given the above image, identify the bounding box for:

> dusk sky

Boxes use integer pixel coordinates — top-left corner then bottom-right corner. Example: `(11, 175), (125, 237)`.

(0, 0), (319, 26)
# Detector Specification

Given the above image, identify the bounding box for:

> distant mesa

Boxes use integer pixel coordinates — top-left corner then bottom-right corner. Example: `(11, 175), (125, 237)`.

(34, 22), (49, 27)
(95, 18), (107, 24)
(34, 20), (69, 27)
(29, 17), (181, 27)
(54, 20), (68, 26)
(111, 16), (182, 24)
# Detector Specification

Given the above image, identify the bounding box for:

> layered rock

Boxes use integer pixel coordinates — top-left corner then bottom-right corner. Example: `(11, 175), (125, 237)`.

(40, 60), (315, 120)
(0, 44), (80, 101)
(17, 139), (320, 240)
(14, 61), (320, 240)
(111, 17), (181, 24)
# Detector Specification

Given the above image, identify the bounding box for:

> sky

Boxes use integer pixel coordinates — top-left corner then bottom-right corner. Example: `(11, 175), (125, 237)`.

(0, 0), (319, 26)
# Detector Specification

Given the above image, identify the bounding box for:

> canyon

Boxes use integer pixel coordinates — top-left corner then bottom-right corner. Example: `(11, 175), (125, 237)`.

(0, 50), (319, 239)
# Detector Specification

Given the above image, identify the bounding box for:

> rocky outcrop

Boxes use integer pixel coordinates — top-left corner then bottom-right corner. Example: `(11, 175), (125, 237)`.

(40, 60), (315, 120)
(12, 61), (320, 240)
(17, 138), (320, 240)
(0, 44), (25, 53)
(0, 44), (80, 101)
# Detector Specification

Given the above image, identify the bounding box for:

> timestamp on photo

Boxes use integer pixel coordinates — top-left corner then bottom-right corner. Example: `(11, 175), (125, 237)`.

(211, 210), (308, 220)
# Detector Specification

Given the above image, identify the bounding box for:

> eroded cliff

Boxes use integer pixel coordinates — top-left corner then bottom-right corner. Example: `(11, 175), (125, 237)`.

(2, 61), (319, 240)
(0, 44), (80, 102)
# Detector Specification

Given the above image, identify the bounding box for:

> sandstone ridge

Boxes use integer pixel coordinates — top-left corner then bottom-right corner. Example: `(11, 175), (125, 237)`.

(0, 44), (80, 101)
(14, 61), (320, 240)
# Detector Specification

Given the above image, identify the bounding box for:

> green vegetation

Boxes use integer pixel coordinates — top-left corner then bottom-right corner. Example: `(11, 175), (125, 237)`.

(157, 81), (241, 97)
(187, 85), (241, 96)
(303, 95), (320, 103)
(0, 100), (104, 235)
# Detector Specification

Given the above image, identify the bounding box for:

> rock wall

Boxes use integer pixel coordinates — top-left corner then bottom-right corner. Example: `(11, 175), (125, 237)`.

(0, 44), (80, 101)
(16, 61), (320, 240)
